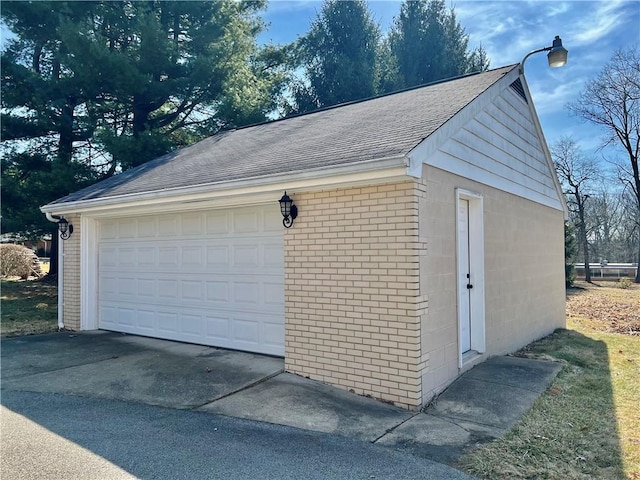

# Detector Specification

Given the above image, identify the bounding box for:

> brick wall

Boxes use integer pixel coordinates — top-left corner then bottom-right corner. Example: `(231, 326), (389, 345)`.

(284, 182), (427, 409)
(61, 215), (81, 330)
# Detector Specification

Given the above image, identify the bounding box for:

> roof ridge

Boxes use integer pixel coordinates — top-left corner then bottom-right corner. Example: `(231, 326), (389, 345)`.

(230, 64), (519, 131)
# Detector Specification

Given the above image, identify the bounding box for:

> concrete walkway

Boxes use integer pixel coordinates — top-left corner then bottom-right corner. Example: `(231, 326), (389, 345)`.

(200, 356), (562, 465)
(1, 331), (562, 468)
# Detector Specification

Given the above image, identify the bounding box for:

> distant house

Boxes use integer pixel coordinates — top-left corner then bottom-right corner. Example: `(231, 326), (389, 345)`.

(0, 233), (52, 257)
(41, 65), (567, 409)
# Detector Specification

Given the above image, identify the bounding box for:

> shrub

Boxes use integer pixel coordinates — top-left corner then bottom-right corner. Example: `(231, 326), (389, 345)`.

(565, 263), (576, 287)
(618, 277), (633, 289)
(0, 244), (42, 279)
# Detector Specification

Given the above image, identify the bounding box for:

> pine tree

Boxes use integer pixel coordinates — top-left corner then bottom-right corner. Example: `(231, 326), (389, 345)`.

(1, 1), (287, 275)
(291, 0), (381, 113)
(388, 0), (486, 89)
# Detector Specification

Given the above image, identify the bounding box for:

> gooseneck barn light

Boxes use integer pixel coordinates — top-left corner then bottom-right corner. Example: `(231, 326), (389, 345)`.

(519, 35), (568, 74)
(278, 191), (298, 228)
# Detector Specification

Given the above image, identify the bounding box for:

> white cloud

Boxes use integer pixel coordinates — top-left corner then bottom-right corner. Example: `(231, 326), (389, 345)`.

(568, 1), (629, 46)
(528, 77), (584, 115)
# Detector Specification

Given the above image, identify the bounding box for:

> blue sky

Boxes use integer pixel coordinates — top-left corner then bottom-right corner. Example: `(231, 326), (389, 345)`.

(259, 0), (640, 168)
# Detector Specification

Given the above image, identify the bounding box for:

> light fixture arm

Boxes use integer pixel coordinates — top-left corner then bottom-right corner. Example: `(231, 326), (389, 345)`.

(520, 46), (551, 74)
(519, 35), (568, 74)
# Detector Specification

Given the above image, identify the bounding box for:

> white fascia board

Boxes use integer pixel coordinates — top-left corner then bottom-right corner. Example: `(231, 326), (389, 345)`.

(40, 155), (410, 217)
(518, 74), (569, 219)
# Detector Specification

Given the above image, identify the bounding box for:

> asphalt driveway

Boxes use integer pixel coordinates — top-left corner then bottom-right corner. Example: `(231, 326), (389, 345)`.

(1, 331), (478, 479)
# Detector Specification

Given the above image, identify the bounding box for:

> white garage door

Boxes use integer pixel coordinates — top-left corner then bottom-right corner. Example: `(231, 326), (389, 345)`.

(97, 205), (285, 356)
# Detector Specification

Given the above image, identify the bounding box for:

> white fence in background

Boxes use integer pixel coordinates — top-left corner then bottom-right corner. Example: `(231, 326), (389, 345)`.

(574, 263), (637, 280)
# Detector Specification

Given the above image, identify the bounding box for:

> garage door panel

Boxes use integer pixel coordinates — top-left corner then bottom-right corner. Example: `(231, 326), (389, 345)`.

(181, 281), (203, 300)
(205, 211), (229, 234)
(181, 213), (203, 235)
(233, 244), (259, 268)
(181, 246), (203, 265)
(98, 205), (284, 356)
(119, 308), (136, 326)
(232, 318), (259, 343)
(159, 247), (179, 266)
(138, 279), (155, 297)
(137, 218), (156, 237)
(206, 245), (230, 267)
(138, 248), (156, 266)
(233, 281), (259, 304)
(100, 306), (118, 328)
(100, 238), (281, 271)
(262, 318), (284, 348)
(263, 208), (284, 233)
(206, 281), (230, 302)
(206, 316), (230, 340)
(158, 312), (179, 334)
(118, 278), (137, 296)
(158, 217), (178, 236)
(138, 310), (156, 330)
(233, 210), (260, 233)
(99, 247), (118, 267)
(264, 282), (284, 305)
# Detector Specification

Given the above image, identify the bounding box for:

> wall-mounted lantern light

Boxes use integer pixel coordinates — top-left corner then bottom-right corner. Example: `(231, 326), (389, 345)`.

(278, 191), (298, 228)
(57, 217), (74, 240)
(519, 35), (568, 74)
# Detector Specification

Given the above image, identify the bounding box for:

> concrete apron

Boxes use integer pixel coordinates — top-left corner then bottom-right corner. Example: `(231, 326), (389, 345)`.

(1, 332), (562, 465)
(0, 331), (284, 409)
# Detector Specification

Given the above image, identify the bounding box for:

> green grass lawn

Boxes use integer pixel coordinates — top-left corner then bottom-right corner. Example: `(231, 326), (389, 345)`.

(461, 281), (640, 480)
(1, 279), (58, 336)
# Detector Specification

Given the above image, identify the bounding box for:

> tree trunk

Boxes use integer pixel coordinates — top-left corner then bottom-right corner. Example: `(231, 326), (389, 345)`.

(635, 235), (640, 283)
(58, 104), (75, 164)
(583, 232), (591, 283)
(46, 228), (59, 280)
(578, 205), (591, 283)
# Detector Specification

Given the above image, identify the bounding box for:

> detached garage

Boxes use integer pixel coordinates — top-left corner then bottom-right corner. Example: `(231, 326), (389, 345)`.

(42, 65), (567, 409)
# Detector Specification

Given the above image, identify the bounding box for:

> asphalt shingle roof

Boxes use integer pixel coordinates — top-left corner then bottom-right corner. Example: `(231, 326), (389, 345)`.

(50, 65), (516, 206)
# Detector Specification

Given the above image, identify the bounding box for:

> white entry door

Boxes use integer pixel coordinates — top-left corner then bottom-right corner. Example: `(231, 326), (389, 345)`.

(97, 205), (285, 356)
(456, 190), (485, 363)
(458, 199), (472, 352)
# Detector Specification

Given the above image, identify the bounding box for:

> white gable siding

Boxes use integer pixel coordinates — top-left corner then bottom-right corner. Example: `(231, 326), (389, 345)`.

(416, 86), (563, 211)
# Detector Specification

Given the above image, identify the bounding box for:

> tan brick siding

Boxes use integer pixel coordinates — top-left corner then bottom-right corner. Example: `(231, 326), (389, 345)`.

(419, 166), (565, 402)
(284, 182), (426, 409)
(61, 215), (81, 330)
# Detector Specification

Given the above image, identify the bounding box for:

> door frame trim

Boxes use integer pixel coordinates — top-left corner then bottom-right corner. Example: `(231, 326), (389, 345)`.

(456, 188), (486, 367)
(81, 216), (99, 330)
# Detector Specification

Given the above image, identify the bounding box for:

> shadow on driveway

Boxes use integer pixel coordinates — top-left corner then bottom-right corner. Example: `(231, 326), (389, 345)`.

(0, 332), (474, 479)
(1, 331), (283, 409)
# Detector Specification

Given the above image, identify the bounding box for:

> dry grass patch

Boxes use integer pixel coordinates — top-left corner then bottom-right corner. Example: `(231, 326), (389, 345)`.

(461, 281), (640, 480)
(1, 279), (58, 336)
(567, 281), (640, 335)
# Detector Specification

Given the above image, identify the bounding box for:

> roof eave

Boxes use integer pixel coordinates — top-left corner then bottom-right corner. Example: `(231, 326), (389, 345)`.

(41, 155), (411, 216)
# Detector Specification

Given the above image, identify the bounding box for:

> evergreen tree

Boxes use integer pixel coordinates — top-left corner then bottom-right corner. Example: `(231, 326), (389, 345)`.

(467, 44), (491, 73)
(291, 0), (381, 113)
(565, 222), (578, 286)
(388, 0), (487, 89)
(1, 1), (287, 274)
